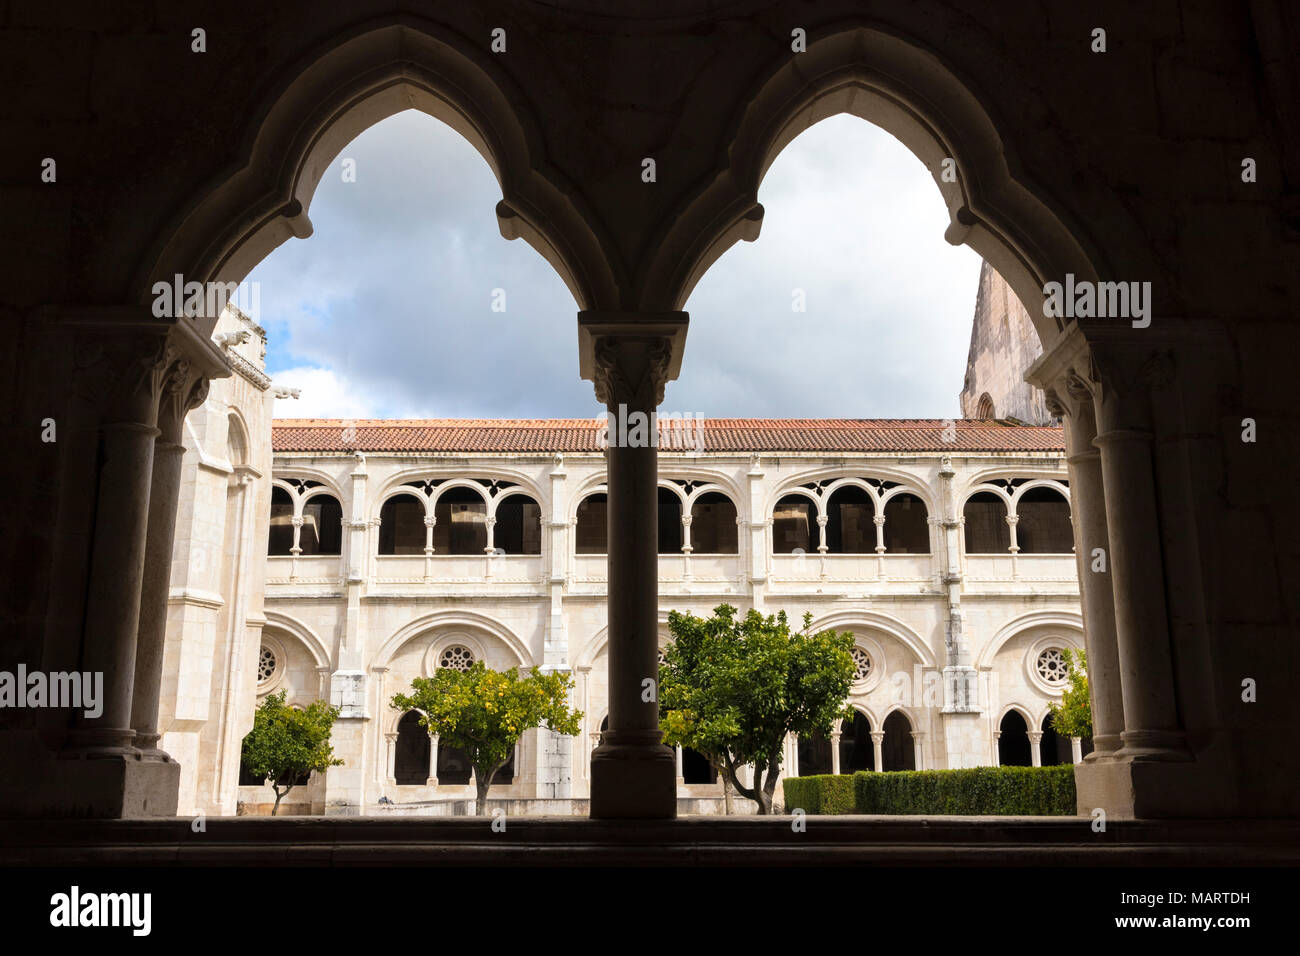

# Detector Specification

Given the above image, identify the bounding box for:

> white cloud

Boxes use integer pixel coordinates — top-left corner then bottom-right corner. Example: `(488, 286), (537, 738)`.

(270, 366), (390, 419)
(247, 110), (986, 421)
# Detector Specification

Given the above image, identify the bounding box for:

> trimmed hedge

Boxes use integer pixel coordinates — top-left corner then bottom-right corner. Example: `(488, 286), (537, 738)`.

(782, 765), (1076, 816)
(783, 774), (857, 815)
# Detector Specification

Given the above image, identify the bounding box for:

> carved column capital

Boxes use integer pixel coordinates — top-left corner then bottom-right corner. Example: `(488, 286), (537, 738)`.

(577, 311), (688, 409)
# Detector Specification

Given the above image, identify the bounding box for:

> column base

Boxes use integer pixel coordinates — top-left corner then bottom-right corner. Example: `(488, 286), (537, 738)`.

(1075, 750), (1234, 819)
(590, 741), (677, 819)
(50, 753), (180, 818)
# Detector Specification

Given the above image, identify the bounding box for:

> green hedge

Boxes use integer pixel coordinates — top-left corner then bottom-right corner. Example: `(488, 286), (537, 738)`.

(783, 765), (1076, 815)
(783, 774), (857, 814)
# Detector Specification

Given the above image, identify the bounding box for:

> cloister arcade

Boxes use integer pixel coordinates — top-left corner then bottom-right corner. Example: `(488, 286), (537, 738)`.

(5, 2), (1294, 827)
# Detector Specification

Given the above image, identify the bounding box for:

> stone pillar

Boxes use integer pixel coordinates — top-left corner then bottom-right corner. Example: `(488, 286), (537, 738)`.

(1045, 374), (1124, 755)
(1071, 737), (1084, 764)
(870, 731), (885, 773)
(579, 311), (686, 818)
(52, 312), (230, 819)
(911, 732), (925, 771)
(1091, 355), (1187, 760)
(830, 732), (841, 774)
(131, 360), (209, 757)
(1028, 332), (1195, 818)
(427, 734), (439, 786)
(385, 734), (397, 783)
(1028, 730), (1043, 767)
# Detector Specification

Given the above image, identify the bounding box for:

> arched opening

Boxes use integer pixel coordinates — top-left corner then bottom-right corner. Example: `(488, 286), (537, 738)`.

(797, 731), (834, 777)
(681, 747), (717, 785)
(772, 494), (814, 554)
(574, 493), (607, 554)
(227, 414), (248, 466)
(838, 711), (874, 773)
(493, 494), (542, 555)
(826, 486), (876, 554)
(964, 492), (1010, 554)
(394, 711), (431, 785)
(658, 487), (683, 554)
(298, 494), (342, 556)
(436, 742), (473, 787)
(882, 493), (930, 554)
(998, 711), (1032, 767)
(433, 487), (489, 555)
(881, 711), (916, 772)
(975, 393), (995, 419)
(1038, 714), (1071, 767)
(689, 491), (738, 554)
(379, 493), (426, 556)
(267, 486), (295, 555)
(1015, 487), (1073, 554)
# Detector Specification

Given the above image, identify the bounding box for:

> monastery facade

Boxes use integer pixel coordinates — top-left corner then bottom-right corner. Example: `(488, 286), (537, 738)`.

(161, 313), (1085, 815)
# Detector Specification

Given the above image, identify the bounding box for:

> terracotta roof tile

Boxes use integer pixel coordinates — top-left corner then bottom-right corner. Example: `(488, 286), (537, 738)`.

(271, 418), (1064, 454)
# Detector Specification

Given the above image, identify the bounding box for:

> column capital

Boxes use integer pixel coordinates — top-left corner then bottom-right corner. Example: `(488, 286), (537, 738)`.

(577, 311), (688, 407)
(52, 306), (231, 426)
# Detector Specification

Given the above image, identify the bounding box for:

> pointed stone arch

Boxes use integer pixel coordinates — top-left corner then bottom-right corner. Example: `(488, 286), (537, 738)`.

(137, 18), (618, 333)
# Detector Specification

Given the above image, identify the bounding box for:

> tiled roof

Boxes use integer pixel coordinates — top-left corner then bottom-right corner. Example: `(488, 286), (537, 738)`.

(272, 418), (1064, 454)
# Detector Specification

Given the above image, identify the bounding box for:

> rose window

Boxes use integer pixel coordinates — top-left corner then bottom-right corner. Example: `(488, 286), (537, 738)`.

(1035, 648), (1069, 685)
(850, 647), (872, 683)
(257, 645), (277, 685)
(439, 645), (475, 671)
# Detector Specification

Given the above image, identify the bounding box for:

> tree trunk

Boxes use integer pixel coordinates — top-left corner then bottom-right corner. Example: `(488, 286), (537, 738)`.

(722, 755), (768, 814)
(271, 783), (291, 816)
(474, 762), (502, 816)
(762, 756), (782, 813)
(751, 767), (772, 814)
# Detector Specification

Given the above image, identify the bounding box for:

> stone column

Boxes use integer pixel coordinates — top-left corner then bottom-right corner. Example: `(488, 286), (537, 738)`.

(911, 732), (925, 771)
(1045, 374), (1124, 755)
(579, 311), (686, 818)
(870, 731), (885, 773)
(1091, 352), (1187, 759)
(63, 334), (177, 759)
(830, 731), (841, 774)
(1071, 737), (1084, 764)
(385, 734), (397, 783)
(427, 734), (439, 786)
(132, 358), (209, 757)
(1028, 730), (1043, 767)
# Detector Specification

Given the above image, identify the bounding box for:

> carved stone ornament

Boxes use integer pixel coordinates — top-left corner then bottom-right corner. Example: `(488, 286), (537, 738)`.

(591, 338), (673, 407)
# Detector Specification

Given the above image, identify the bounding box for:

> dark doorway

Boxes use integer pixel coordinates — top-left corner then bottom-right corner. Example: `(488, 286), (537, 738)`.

(838, 711), (874, 772)
(882, 711), (916, 771)
(998, 710), (1032, 766)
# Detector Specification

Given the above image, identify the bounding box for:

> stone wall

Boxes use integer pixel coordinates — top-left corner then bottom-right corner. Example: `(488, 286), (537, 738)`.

(960, 261), (1056, 425)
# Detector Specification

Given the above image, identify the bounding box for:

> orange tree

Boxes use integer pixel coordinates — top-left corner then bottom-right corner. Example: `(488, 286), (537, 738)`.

(659, 604), (855, 814)
(392, 663), (582, 815)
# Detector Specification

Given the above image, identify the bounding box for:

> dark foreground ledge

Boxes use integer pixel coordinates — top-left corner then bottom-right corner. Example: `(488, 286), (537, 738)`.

(2, 815), (1298, 866)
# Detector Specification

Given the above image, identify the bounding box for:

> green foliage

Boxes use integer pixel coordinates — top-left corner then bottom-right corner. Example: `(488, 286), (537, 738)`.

(780, 765), (1076, 816)
(240, 690), (343, 814)
(391, 662), (582, 812)
(1047, 648), (1092, 739)
(659, 604), (856, 813)
(782, 774), (857, 815)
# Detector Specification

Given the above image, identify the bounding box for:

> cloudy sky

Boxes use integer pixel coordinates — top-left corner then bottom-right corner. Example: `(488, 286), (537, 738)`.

(243, 111), (982, 420)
